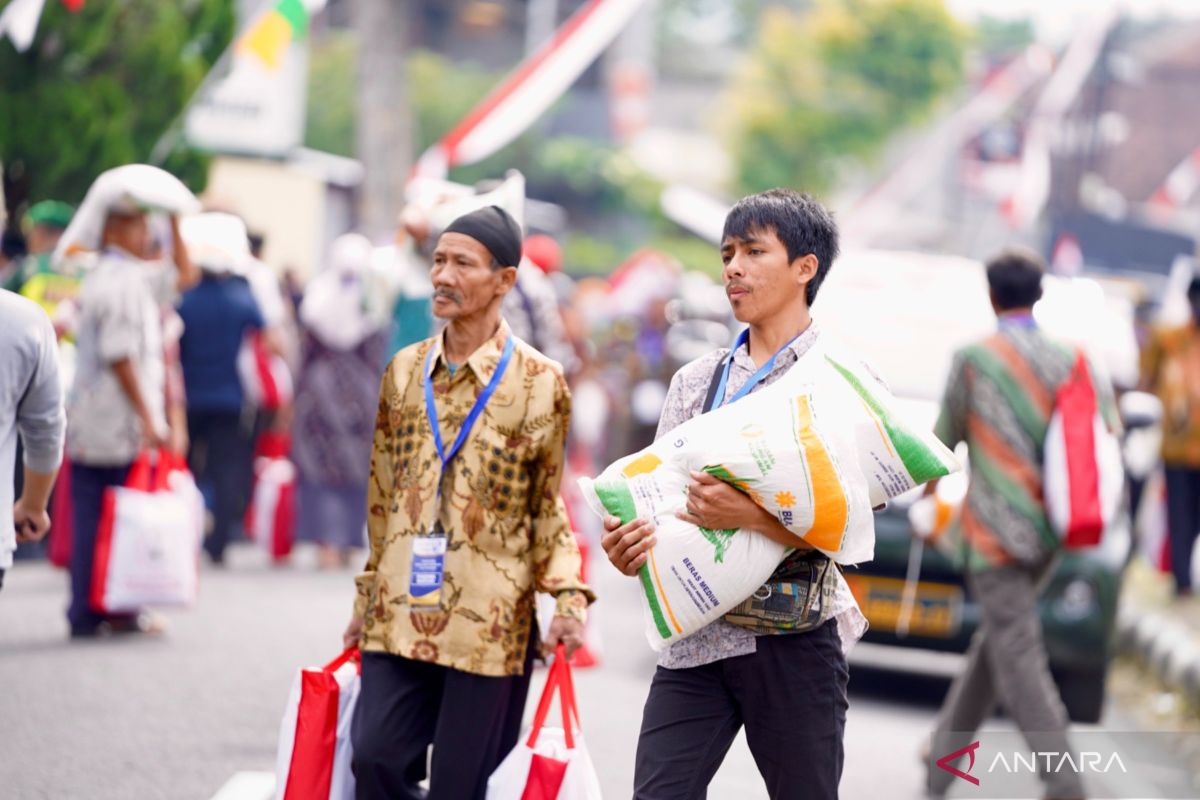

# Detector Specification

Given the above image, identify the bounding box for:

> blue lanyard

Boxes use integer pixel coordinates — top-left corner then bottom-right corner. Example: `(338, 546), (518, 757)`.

(709, 329), (803, 410)
(424, 333), (515, 494)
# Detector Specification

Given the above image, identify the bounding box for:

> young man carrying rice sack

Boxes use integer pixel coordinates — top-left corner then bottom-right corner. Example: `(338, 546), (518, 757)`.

(601, 189), (954, 800)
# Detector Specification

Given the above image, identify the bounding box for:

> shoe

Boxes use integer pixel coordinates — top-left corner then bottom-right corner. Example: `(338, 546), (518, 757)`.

(69, 612), (167, 639)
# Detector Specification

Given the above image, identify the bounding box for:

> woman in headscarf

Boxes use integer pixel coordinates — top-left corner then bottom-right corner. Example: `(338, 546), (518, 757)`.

(292, 234), (390, 568)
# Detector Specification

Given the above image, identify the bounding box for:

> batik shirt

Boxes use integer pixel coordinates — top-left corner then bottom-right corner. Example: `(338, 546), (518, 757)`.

(654, 322), (869, 670)
(935, 318), (1120, 572)
(354, 320), (594, 676)
(1141, 322), (1200, 468)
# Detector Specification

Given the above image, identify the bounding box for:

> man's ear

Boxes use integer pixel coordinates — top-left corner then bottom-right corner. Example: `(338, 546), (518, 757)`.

(793, 253), (819, 288)
(495, 265), (519, 296)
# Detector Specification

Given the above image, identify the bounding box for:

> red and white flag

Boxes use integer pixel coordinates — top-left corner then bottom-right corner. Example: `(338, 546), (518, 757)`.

(1149, 146), (1200, 211)
(0, 0), (47, 52)
(413, 0), (649, 181)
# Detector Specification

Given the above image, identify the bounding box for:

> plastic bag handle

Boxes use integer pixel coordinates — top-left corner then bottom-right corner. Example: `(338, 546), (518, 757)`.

(126, 449), (185, 493)
(526, 645), (579, 750)
(322, 646), (360, 674)
(125, 450), (156, 491)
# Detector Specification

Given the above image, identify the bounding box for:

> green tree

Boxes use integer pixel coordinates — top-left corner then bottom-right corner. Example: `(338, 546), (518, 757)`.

(0, 0), (234, 206)
(725, 0), (965, 196)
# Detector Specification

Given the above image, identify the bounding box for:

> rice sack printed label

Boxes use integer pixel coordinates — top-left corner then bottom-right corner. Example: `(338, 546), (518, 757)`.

(821, 348), (960, 508)
(579, 366), (875, 650)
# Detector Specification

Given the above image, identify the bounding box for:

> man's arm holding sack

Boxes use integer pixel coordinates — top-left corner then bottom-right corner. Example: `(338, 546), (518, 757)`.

(601, 470), (814, 577)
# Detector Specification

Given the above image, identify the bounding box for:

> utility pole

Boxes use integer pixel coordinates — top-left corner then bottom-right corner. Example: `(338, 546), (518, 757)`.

(353, 0), (413, 238)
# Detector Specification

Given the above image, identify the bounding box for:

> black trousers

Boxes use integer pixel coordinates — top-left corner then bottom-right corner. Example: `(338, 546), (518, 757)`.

(1165, 466), (1200, 592)
(186, 409), (246, 562)
(68, 463), (134, 632)
(351, 639), (536, 800)
(634, 620), (849, 800)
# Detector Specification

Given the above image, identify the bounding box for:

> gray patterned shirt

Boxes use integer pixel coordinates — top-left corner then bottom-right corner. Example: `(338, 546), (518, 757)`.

(654, 321), (868, 670)
(67, 249), (176, 466)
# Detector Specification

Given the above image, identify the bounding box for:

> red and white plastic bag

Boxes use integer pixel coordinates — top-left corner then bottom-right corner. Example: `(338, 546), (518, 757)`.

(274, 648), (361, 800)
(1044, 353), (1124, 549)
(239, 332), (293, 412)
(248, 457), (296, 562)
(487, 646), (601, 800)
(91, 449), (204, 613)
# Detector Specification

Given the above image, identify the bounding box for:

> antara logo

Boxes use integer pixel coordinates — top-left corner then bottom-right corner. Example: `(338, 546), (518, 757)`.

(936, 741), (1129, 787)
(989, 751), (1128, 774)
(936, 741), (981, 786)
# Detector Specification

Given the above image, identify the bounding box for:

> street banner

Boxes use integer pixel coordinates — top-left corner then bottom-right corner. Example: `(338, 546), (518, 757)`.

(413, 0), (650, 180)
(183, 0), (326, 157)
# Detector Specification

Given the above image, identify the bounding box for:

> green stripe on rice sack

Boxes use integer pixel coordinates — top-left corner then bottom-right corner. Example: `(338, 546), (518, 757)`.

(825, 355), (953, 483)
(593, 479), (673, 640)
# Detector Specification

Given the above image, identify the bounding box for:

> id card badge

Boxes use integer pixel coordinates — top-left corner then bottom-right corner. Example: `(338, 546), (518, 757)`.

(409, 528), (448, 609)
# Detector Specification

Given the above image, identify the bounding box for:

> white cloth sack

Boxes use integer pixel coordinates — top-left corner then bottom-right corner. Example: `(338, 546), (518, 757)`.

(579, 338), (959, 650)
(274, 649), (360, 800)
(54, 164), (201, 263)
(91, 451), (203, 613)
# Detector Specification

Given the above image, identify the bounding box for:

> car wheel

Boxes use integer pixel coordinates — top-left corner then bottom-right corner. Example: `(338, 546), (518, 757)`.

(1055, 666), (1107, 723)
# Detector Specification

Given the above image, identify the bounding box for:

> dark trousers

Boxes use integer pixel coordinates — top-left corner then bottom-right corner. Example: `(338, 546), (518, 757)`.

(928, 560), (1080, 799)
(351, 641), (536, 800)
(634, 620), (849, 800)
(68, 462), (132, 632)
(1164, 466), (1200, 592)
(187, 409), (245, 562)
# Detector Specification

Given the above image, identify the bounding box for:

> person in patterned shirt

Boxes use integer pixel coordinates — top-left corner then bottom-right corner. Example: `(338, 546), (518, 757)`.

(925, 248), (1118, 800)
(602, 189), (867, 800)
(343, 205), (593, 800)
(1141, 274), (1200, 597)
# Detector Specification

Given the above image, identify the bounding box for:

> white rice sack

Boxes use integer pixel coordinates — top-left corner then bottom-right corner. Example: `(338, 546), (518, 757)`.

(580, 338), (961, 651)
(580, 353), (875, 650)
(821, 345), (960, 507)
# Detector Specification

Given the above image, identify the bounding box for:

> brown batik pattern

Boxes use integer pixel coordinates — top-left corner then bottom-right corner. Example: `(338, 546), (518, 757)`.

(354, 320), (594, 677)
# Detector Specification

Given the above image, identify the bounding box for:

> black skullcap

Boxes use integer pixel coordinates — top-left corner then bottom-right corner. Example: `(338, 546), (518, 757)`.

(442, 205), (523, 268)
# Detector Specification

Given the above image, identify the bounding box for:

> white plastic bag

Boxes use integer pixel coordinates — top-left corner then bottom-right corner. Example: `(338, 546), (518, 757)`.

(487, 648), (601, 800)
(274, 649), (360, 800)
(1043, 353), (1124, 548)
(91, 450), (203, 613)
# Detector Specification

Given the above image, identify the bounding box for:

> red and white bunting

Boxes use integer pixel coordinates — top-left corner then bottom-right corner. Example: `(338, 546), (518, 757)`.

(1149, 146), (1200, 210)
(412, 0), (649, 182)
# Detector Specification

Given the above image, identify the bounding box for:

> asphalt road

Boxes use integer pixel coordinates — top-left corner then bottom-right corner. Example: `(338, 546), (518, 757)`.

(1, 545), (1194, 800)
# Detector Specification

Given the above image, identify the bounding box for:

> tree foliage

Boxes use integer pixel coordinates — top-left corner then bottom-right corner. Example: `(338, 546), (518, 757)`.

(0, 0), (234, 206)
(725, 0), (966, 196)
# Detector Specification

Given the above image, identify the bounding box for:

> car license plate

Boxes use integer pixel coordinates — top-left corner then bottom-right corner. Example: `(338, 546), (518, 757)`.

(844, 575), (963, 638)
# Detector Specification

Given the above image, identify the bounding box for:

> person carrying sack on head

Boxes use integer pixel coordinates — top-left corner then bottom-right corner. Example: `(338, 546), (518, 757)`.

(342, 206), (595, 800)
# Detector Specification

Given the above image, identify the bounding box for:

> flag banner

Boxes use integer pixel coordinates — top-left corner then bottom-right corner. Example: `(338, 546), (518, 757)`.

(413, 0), (649, 180)
(183, 0), (325, 155)
(0, 0), (47, 52)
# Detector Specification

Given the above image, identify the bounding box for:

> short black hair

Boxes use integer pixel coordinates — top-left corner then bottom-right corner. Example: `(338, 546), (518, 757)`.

(1187, 274), (1200, 300)
(721, 188), (839, 307)
(986, 247), (1045, 311)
